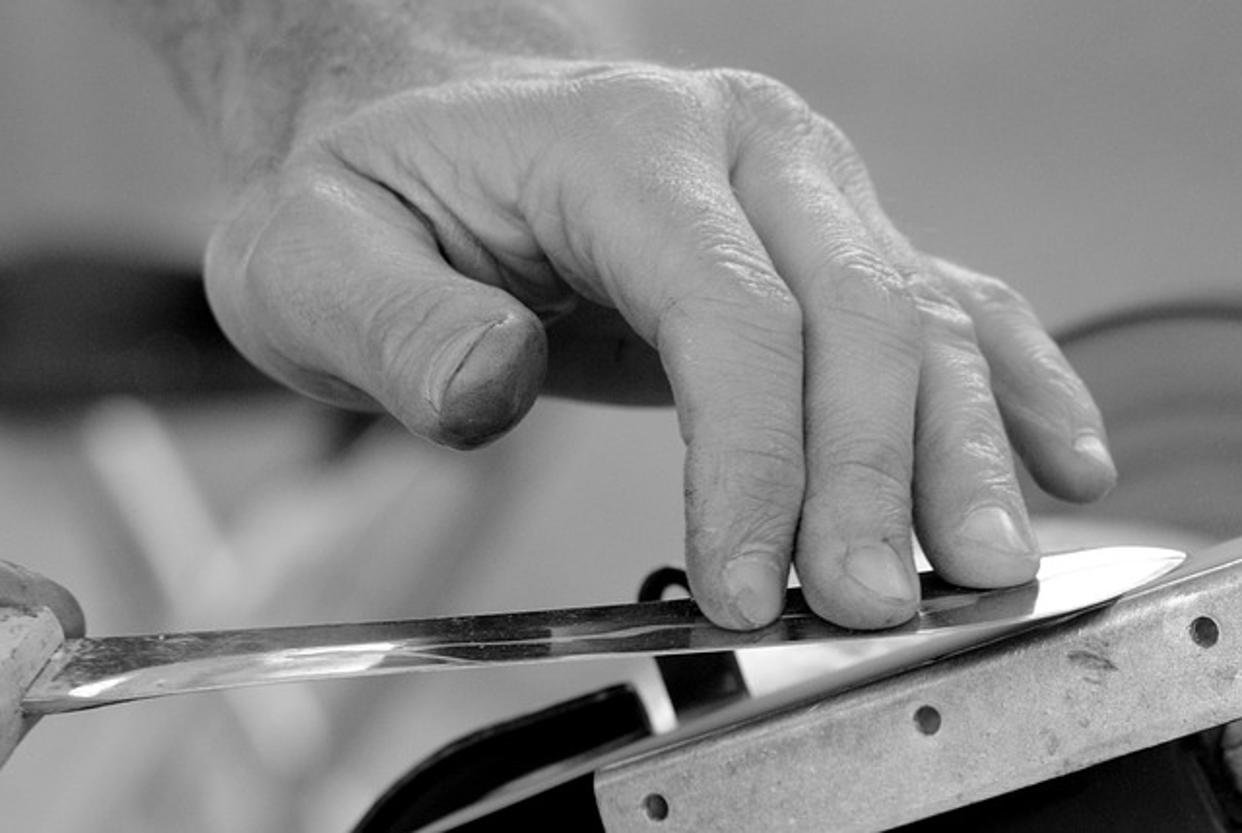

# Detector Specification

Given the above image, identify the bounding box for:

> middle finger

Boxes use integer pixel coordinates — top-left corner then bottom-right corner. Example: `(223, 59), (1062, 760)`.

(732, 119), (924, 629)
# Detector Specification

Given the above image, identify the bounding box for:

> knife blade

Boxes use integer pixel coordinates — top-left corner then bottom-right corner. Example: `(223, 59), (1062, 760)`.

(21, 545), (1184, 716)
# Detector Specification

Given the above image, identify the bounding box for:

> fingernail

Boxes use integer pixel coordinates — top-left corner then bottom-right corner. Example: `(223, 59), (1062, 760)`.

(425, 320), (503, 415)
(1073, 433), (1117, 475)
(427, 316), (545, 449)
(723, 555), (784, 629)
(843, 543), (916, 605)
(956, 505), (1037, 562)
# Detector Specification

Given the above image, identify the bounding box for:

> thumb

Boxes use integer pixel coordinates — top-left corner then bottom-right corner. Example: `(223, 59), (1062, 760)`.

(0, 561), (85, 638)
(207, 174), (547, 449)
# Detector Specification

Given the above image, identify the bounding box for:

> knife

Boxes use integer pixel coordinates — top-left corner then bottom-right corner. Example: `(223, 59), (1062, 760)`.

(20, 545), (1184, 716)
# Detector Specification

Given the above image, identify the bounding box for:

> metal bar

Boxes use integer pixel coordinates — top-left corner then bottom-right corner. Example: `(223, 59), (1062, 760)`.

(594, 537), (1242, 832)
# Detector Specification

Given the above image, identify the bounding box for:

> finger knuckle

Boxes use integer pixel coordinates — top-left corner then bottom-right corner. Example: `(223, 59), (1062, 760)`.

(718, 69), (812, 123)
(693, 433), (806, 503)
(574, 66), (712, 138)
(823, 247), (922, 331)
(916, 292), (978, 343)
(658, 266), (803, 350)
(840, 455), (911, 497)
(1016, 341), (1091, 405)
(963, 273), (1037, 319)
(712, 69), (833, 156)
(814, 440), (912, 502)
(956, 432), (1016, 477)
(827, 244), (902, 291)
(558, 68), (724, 201)
(921, 394), (1006, 457)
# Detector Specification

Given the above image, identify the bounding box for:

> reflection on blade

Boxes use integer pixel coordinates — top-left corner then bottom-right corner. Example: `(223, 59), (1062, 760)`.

(740, 544), (1183, 694)
(22, 545), (1184, 716)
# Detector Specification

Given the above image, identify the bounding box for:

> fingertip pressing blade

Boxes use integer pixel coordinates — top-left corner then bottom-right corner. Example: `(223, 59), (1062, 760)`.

(21, 545), (1185, 715)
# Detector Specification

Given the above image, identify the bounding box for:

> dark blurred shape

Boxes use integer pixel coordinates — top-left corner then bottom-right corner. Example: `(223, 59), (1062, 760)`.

(352, 684), (650, 833)
(0, 251), (272, 411)
(638, 566), (750, 721)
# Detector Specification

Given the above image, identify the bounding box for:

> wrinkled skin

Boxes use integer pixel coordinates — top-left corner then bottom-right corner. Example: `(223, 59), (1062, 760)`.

(205, 64), (1116, 630)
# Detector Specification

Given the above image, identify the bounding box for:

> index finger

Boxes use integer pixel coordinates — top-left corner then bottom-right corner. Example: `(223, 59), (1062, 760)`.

(557, 149), (808, 631)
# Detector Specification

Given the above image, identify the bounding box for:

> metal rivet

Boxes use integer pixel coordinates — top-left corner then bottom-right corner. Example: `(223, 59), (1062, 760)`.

(915, 705), (942, 735)
(1191, 616), (1220, 648)
(644, 793), (669, 822)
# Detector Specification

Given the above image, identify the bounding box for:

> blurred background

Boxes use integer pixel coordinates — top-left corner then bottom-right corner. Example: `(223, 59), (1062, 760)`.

(1, 2), (1240, 831)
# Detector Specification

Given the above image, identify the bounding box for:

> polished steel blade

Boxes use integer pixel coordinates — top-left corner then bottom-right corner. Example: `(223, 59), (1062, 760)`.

(21, 545), (1184, 715)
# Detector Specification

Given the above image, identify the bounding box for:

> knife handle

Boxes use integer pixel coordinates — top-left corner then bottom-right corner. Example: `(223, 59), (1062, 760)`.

(0, 606), (64, 768)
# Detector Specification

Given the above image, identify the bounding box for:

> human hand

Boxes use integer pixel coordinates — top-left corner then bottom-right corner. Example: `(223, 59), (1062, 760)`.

(204, 61), (1116, 630)
(0, 561), (84, 639)
(0, 561), (82, 768)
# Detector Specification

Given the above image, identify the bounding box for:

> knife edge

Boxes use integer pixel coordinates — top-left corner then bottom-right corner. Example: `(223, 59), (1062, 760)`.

(21, 545), (1185, 715)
